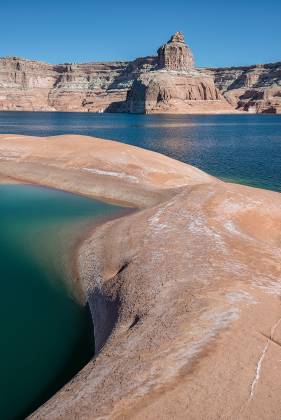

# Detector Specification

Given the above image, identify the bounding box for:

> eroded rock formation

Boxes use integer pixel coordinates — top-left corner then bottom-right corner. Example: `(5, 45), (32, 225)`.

(0, 56), (157, 112)
(117, 32), (233, 114)
(206, 62), (281, 113)
(0, 33), (280, 113)
(157, 31), (194, 71)
(123, 71), (234, 114)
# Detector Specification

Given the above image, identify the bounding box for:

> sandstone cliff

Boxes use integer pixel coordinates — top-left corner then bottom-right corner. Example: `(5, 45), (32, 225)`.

(157, 31), (194, 71)
(118, 32), (234, 114)
(206, 62), (281, 113)
(0, 56), (156, 112)
(0, 33), (280, 113)
(122, 71), (234, 114)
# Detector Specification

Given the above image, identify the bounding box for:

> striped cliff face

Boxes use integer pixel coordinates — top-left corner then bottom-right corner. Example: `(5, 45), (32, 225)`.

(205, 61), (281, 113)
(0, 35), (280, 114)
(0, 56), (157, 113)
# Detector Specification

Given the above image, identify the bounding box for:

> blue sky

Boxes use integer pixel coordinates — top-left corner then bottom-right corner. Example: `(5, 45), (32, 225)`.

(1, 0), (280, 67)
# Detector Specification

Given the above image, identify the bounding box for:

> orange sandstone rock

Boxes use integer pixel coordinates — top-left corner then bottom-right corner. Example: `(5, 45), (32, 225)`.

(1, 134), (279, 419)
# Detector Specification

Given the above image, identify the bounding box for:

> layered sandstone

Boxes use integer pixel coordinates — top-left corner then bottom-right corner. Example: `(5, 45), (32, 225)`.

(206, 62), (281, 113)
(118, 32), (233, 114)
(0, 34), (280, 113)
(0, 135), (281, 419)
(123, 71), (234, 114)
(0, 56), (156, 112)
(157, 31), (194, 71)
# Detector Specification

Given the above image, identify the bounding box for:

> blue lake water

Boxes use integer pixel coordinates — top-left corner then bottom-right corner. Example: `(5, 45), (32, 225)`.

(0, 111), (280, 192)
(0, 184), (123, 420)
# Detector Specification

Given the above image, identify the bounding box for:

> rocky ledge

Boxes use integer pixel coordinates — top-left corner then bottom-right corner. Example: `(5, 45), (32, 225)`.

(0, 32), (280, 114)
(0, 134), (280, 419)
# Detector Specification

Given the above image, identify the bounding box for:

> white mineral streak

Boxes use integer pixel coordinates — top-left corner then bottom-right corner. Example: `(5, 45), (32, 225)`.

(82, 168), (139, 183)
(249, 317), (281, 399)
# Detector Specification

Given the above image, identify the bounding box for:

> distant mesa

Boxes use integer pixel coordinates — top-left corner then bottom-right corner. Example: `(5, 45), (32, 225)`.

(0, 32), (280, 114)
(121, 32), (233, 114)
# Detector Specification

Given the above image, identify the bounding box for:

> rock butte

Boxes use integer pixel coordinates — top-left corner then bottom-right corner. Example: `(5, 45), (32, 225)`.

(0, 32), (280, 114)
(0, 134), (281, 419)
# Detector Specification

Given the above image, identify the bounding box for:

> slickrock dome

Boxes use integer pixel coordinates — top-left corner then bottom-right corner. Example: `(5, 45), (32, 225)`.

(157, 31), (195, 71)
(9, 134), (279, 419)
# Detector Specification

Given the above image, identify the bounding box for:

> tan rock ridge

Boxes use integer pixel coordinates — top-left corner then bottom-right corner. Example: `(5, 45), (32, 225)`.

(0, 134), (216, 207)
(0, 134), (280, 419)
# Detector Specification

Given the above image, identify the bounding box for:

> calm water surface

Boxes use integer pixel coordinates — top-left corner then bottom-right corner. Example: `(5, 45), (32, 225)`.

(0, 111), (280, 191)
(0, 184), (123, 420)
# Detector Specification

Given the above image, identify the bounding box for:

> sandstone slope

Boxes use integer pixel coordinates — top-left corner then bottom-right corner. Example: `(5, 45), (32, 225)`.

(0, 134), (216, 207)
(0, 134), (279, 419)
(30, 169), (281, 419)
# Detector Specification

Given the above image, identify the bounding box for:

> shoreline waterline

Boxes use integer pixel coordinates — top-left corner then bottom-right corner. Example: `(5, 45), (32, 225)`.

(0, 184), (127, 420)
(0, 113), (280, 194)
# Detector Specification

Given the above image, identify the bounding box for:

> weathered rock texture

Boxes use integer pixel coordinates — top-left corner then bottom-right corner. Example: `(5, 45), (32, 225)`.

(0, 134), (214, 207)
(0, 33), (280, 113)
(0, 57), (156, 112)
(114, 32), (233, 114)
(157, 31), (194, 71)
(0, 134), (281, 419)
(206, 62), (281, 113)
(123, 71), (234, 114)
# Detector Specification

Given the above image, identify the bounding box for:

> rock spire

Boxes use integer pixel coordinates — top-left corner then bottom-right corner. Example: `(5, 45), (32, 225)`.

(157, 31), (194, 71)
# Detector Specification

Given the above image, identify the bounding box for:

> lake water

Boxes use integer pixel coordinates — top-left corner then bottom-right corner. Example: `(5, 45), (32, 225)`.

(0, 184), (123, 420)
(0, 111), (280, 192)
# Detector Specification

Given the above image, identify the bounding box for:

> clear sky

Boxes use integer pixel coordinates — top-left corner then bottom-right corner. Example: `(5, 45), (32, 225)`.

(1, 0), (280, 67)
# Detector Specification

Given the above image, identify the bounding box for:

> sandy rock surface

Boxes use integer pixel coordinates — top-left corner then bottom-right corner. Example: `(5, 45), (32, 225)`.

(32, 182), (281, 420)
(0, 134), (216, 207)
(1, 134), (280, 419)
